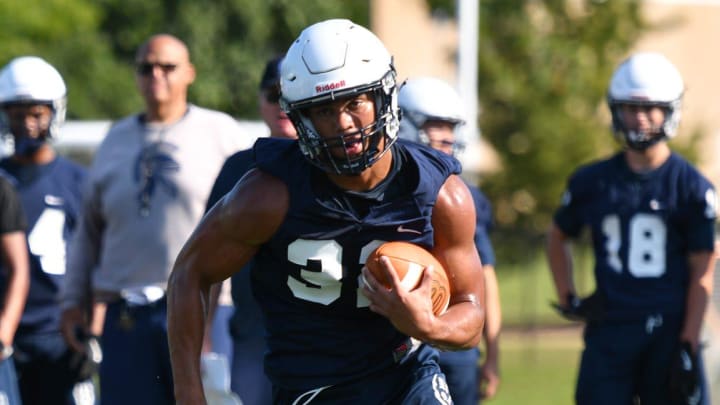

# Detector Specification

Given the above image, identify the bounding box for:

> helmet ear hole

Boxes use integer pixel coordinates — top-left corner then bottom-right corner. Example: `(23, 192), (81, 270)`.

(279, 19), (400, 175)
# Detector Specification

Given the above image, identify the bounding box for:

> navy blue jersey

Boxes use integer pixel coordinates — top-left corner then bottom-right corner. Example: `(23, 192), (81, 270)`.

(206, 148), (255, 213)
(554, 152), (716, 319)
(467, 181), (495, 266)
(0, 157), (86, 334)
(251, 137), (461, 390)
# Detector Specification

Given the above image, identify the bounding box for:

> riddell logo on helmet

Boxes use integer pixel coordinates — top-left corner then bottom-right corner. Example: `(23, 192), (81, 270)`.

(315, 80), (346, 94)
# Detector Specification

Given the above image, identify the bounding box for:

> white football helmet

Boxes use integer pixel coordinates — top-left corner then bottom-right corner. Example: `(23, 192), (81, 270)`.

(280, 19), (400, 175)
(607, 52), (683, 150)
(397, 77), (466, 156)
(0, 56), (67, 140)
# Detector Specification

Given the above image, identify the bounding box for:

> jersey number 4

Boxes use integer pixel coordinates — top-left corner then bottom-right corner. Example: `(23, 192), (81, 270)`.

(28, 207), (67, 275)
(602, 213), (666, 278)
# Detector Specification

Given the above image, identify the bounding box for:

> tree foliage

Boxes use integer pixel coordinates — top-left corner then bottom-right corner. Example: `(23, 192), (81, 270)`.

(0, 0), (368, 120)
(476, 0), (646, 246)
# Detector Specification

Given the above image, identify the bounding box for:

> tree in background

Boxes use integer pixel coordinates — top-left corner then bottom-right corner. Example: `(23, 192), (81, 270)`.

(0, 0), (139, 118)
(477, 1), (649, 259)
(0, 0), (368, 120)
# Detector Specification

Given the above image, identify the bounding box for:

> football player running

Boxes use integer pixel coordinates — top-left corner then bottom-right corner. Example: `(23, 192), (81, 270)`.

(397, 77), (501, 404)
(547, 52), (716, 405)
(0, 56), (95, 405)
(168, 19), (485, 404)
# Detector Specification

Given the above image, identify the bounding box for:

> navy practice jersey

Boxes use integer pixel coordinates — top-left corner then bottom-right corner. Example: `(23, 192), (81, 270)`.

(0, 157), (86, 334)
(467, 181), (495, 266)
(554, 152), (716, 320)
(251, 138), (461, 391)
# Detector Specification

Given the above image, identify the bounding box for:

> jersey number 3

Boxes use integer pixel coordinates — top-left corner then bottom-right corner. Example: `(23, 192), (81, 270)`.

(602, 213), (666, 278)
(286, 239), (384, 307)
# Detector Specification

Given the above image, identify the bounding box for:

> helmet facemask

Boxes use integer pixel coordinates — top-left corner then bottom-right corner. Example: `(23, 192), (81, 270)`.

(283, 69), (400, 176)
(0, 99), (65, 157)
(608, 98), (681, 151)
(405, 113), (466, 157)
(0, 56), (67, 155)
(279, 19), (401, 176)
(396, 77), (467, 157)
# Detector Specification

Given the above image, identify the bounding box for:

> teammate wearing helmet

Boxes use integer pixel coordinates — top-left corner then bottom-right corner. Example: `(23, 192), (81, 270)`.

(203, 54), (297, 405)
(547, 52), (716, 404)
(398, 77), (501, 404)
(0, 56), (95, 404)
(168, 19), (485, 404)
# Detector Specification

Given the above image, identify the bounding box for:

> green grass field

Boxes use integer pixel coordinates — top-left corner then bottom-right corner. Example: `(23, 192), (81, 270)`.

(485, 251), (591, 404)
(489, 327), (581, 405)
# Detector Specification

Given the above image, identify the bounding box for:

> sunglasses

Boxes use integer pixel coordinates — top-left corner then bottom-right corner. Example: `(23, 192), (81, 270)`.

(136, 62), (178, 76)
(263, 86), (281, 104)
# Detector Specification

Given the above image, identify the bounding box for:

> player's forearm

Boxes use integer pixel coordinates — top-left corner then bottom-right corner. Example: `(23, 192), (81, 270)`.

(0, 232), (29, 345)
(427, 299), (485, 350)
(546, 227), (575, 305)
(680, 252), (715, 350)
(483, 265), (501, 362)
(202, 283), (222, 353)
(167, 265), (210, 403)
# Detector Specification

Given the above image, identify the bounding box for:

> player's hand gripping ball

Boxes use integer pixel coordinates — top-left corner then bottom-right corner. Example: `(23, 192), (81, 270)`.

(365, 241), (451, 316)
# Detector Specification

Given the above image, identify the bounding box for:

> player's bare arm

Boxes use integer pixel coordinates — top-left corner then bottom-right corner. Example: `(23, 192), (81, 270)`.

(0, 231), (29, 347)
(362, 174), (484, 349)
(480, 263), (501, 399)
(168, 168), (288, 404)
(681, 250), (716, 351)
(430, 174), (485, 347)
(546, 223), (575, 307)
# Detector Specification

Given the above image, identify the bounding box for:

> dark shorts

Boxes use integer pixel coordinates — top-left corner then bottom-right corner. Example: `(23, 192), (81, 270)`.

(273, 346), (453, 405)
(438, 349), (480, 405)
(576, 314), (708, 405)
(14, 331), (93, 404)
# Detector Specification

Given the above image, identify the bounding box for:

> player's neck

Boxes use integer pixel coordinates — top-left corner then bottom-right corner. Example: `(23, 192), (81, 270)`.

(624, 142), (671, 173)
(327, 150), (394, 192)
(12, 144), (56, 165)
(144, 100), (189, 125)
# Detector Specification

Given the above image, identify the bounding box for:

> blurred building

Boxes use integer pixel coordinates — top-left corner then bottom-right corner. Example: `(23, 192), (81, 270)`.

(633, 0), (720, 184)
(372, 0), (720, 183)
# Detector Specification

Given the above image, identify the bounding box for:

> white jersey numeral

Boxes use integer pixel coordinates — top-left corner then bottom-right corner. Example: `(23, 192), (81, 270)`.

(601, 213), (666, 278)
(28, 207), (67, 275)
(286, 238), (385, 307)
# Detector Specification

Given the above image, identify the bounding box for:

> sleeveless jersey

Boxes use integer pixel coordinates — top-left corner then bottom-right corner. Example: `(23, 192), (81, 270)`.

(0, 157), (86, 334)
(554, 152), (716, 319)
(251, 138), (461, 390)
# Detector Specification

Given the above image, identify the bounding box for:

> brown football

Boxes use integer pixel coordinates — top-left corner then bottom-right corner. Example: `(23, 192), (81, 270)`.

(366, 241), (451, 316)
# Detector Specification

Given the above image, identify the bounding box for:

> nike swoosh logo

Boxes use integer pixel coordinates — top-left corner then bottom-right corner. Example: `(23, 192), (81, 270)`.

(397, 225), (422, 235)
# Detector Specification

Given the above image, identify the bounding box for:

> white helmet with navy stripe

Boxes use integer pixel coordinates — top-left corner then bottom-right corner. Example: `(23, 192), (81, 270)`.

(397, 77), (466, 156)
(279, 19), (400, 175)
(607, 52), (683, 150)
(0, 56), (67, 140)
